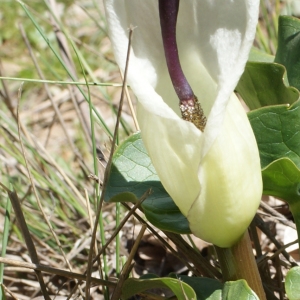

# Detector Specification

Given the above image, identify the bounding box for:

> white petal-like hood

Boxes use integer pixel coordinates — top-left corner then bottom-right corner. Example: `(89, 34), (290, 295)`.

(189, 94), (262, 247)
(105, 0), (262, 247)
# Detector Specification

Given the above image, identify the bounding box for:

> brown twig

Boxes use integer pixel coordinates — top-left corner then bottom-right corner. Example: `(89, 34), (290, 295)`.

(255, 214), (298, 266)
(121, 202), (221, 279)
(260, 200), (296, 230)
(85, 25), (135, 299)
(111, 224), (147, 299)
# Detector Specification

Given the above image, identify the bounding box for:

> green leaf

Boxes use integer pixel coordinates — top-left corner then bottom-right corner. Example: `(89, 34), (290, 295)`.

(262, 158), (300, 205)
(261, 158), (300, 246)
(121, 276), (197, 300)
(121, 276), (258, 300)
(248, 100), (300, 169)
(250, 101), (300, 245)
(249, 47), (274, 63)
(236, 62), (299, 110)
(105, 132), (191, 234)
(275, 15), (300, 91)
(222, 280), (259, 300)
(285, 266), (300, 300)
(169, 275), (223, 300)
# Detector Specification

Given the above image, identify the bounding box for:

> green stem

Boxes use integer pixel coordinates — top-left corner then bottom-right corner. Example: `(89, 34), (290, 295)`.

(214, 231), (266, 300)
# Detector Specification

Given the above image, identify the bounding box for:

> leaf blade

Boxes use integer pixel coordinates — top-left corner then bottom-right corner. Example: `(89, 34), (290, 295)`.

(105, 133), (191, 234)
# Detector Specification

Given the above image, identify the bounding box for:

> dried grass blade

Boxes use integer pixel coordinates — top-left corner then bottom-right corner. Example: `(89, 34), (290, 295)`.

(1, 186), (51, 300)
(0, 257), (117, 288)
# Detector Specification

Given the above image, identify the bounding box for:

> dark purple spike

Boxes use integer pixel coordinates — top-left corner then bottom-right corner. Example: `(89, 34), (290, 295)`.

(159, 0), (193, 101)
(158, 0), (206, 131)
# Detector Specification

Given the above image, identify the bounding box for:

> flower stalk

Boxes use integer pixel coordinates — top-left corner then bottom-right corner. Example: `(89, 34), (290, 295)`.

(215, 231), (266, 300)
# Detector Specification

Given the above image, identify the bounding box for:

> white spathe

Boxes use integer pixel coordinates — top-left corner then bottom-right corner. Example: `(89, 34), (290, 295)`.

(105, 0), (262, 247)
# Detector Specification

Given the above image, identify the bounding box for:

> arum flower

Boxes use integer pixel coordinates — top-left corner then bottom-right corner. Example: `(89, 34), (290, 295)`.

(104, 0), (262, 247)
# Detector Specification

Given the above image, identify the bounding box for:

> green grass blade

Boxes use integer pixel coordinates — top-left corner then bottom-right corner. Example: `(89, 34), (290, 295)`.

(0, 194), (12, 299)
(18, 0), (113, 137)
